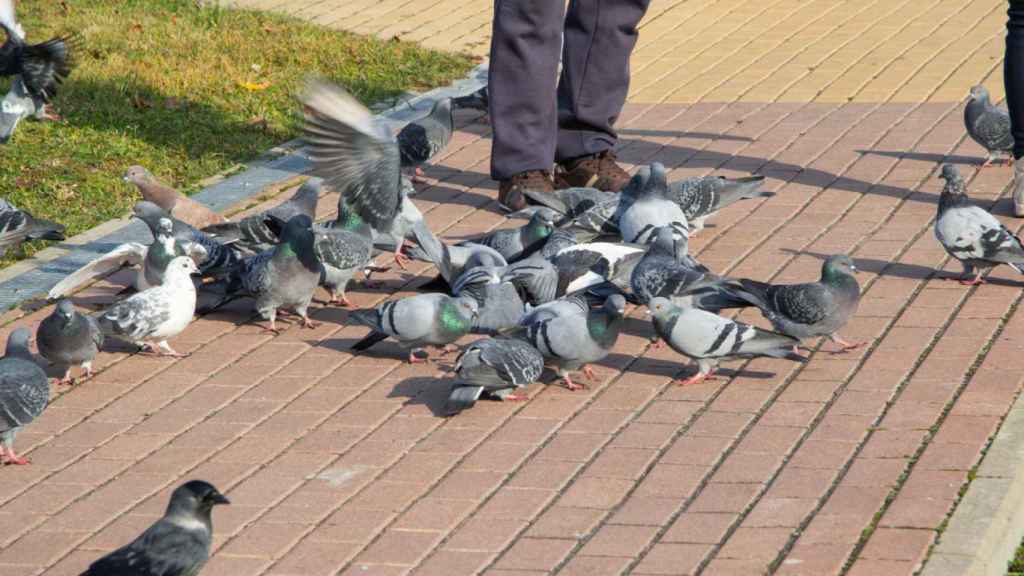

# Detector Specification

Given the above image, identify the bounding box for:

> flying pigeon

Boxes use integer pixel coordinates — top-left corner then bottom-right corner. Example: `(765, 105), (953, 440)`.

(669, 174), (772, 233)
(647, 297), (803, 386)
(445, 337), (544, 416)
(0, 197), (64, 256)
(731, 254), (864, 353)
(201, 178), (321, 253)
(47, 202), (207, 300)
(80, 480), (229, 576)
(934, 163), (1024, 285)
(0, 0), (76, 118)
(616, 163), (689, 245)
(514, 293), (625, 390)
(457, 211), (555, 262)
(302, 79), (428, 270)
(0, 327), (48, 465)
(219, 215), (322, 334)
(36, 299), (103, 385)
(124, 166), (228, 229)
(349, 293), (479, 363)
(964, 85), (1014, 167)
(398, 97), (454, 183)
(96, 255), (199, 357)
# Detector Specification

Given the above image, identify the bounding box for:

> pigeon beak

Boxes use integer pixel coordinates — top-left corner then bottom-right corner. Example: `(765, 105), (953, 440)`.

(644, 309), (651, 317)
(209, 492), (231, 506)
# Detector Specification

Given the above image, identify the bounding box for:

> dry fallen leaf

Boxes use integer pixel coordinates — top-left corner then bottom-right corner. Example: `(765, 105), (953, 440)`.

(238, 80), (271, 92)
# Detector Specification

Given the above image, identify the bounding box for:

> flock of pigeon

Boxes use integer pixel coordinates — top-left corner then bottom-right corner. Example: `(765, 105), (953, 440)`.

(2, 2), (1024, 567)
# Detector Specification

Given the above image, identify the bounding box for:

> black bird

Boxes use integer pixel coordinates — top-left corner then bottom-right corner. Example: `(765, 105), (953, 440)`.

(0, 3), (77, 103)
(80, 480), (229, 576)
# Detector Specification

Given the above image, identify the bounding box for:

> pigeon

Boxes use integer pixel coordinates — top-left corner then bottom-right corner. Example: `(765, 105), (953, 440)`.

(457, 211), (555, 262)
(136, 202), (237, 279)
(445, 337), (544, 416)
(302, 80), (427, 270)
(616, 163), (689, 245)
(0, 327), (48, 465)
(96, 256), (199, 357)
(630, 226), (747, 312)
(934, 163), (1024, 285)
(514, 293), (626, 390)
(201, 179), (321, 253)
(563, 197), (622, 241)
(647, 297), (803, 386)
(219, 215), (322, 334)
(551, 240), (645, 297)
(312, 203), (375, 307)
(0, 76), (38, 143)
(450, 260), (528, 333)
(731, 254), (864, 353)
(397, 97), (454, 182)
(0, 197), (64, 256)
(669, 174), (772, 233)
(36, 299), (103, 385)
(0, 0), (76, 107)
(80, 480), (229, 576)
(349, 293), (479, 363)
(124, 166), (228, 229)
(519, 187), (617, 223)
(964, 85), (1014, 167)
(47, 202), (207, 300)
(452, 85), (488, 111)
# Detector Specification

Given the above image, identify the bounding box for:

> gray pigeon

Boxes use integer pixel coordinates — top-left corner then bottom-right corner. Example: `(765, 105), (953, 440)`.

(48, 202), (207, 300)
(563, 197), (622, 242)
(0, 327), (48, 465)
(630, 226), (748, 312)
(515, 293), (625, 390)
(450, 261), (527, 334)
(349, 293), (479, 363)
(313, 202), (375, 307)
(0, 76), (38, 144)
(123, 166), (227, 229)
(397, 97), (454, 182)
(80, 480), (229, 576)
(648, 297), (803, 386)
(550, 240), (645, 297)
(133, 201), (237, 279)
(302, 80), (427, 270)
(616, 163), (689, 245)
(97, 256), (199, 357)
(221, 215), (322, 333)
(520, 187), (617, 222)
(458, 211), (555, 262)
(0, 2), (76, 108)
(36, 299), (103, 385)
(669, 174), (772, 233)
(201, 179), (321, 253)
(452, 85), (488, 111)
(934, 163), (1024, 284)
(445, 337), (544, 416)
(964, 85), (1014, 167)
(731, 254), (863, 353)
(0, 197), (64, 256)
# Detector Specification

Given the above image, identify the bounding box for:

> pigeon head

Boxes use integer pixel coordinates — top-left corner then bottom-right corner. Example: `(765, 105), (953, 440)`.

(939, 163), (961, 183)
(132, 201), (171, 230)
(165, 480), (230, 519)
(650, 226), (677, 257)
(157, 217), (174, 237)
(603, 294), (627, 317)
(968, 85), (990, 103)
(123, 165), (154, 185)
(278, 215), (319, 271)
(938, 164), (969, 211)
(647, 296), (679, 320)
(457, 297), (481, 320)
(821, 254), (857, 281)
(166, 255), (200, 279)
(5, 327), (33, 360)
(648, 162), (669, 193)
(621, 165), (651, 199)
(525, 212), (555, 243)
(54, 299), (76, 324)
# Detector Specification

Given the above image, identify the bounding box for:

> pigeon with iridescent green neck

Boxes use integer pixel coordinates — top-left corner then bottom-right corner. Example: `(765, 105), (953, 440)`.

(314, 198), (375, 307)
(457, 211), (554, 263)
(349, 293), (479, 363)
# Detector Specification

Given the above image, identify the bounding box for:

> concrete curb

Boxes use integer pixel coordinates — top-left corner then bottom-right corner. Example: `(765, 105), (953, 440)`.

(0, 63), (488, 310)
(920, 389), (1024, 576)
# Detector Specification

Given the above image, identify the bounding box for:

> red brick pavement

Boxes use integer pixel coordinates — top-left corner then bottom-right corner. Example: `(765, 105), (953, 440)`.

(0, 96), (1021, 576)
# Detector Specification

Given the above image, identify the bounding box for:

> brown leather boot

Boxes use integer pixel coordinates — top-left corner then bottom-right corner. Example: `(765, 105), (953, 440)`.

(498, 170), (555, 211)
(555, 150), (631, 192)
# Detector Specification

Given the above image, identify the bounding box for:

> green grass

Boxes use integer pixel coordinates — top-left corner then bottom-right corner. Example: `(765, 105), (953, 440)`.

(1009, 542), (1024, 575)
(0, 0), (474, 260)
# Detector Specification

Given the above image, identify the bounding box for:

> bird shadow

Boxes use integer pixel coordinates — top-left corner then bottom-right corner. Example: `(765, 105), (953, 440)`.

(387, 376), (452, 418)
(780, 248), (1024, 287)
(855, 149), (984, 167)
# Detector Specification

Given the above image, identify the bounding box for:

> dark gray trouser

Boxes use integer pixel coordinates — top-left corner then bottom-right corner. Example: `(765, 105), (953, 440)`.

(488, 0), (651, 181)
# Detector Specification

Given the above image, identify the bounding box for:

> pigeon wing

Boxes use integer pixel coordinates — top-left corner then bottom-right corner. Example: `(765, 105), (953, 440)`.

(48, 242), (148, 299)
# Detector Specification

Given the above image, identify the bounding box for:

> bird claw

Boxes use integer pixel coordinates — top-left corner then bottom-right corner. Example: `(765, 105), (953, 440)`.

(1, 455), (30, 466)
(394, 252), (410, 270)
(581, 365), (597, 380)
(957, 277), (984, 286)
(408, 350), (428, 364)
(562, 376), (585, 391)
(505, 392), (530, 402)
(300, 318), (321, 329)
(651, 339), (664, 350)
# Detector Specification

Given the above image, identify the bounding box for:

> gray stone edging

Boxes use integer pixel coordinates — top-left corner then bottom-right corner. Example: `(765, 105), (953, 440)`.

(0, 63), (488, 311)
(920, 388), (1024, 576)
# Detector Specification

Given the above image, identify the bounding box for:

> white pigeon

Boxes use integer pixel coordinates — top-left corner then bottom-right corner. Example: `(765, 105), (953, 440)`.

(95, 256), (199, 357)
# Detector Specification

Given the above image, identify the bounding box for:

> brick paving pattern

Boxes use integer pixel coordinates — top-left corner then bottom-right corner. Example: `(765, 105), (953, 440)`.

(2, 0), (1022, 575)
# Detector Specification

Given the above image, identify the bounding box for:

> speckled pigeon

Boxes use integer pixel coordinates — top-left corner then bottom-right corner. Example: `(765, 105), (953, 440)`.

(96, 256), (199, 357)
(458, 211), (555, 263)
(37, 299), (103, 385)
(669, 174), (771, 233)
(80, 480), (229, 576)
(934, 163), (1024, 285)
(349, 293), (479, 363)
(730, 254), (863, 353)
(445, 337), (544, 416)
(520, 187), (617, 222)
(965, 85), (1014, 167)
(514, 293), (625, 390)
(398, 97), (453, 182)
(648, 297), (803, 386)
(132, 202), (236, 279)
(0, 197), (63, 256)
(0, 327), (48, 465)
(616, 163), (689, 245)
